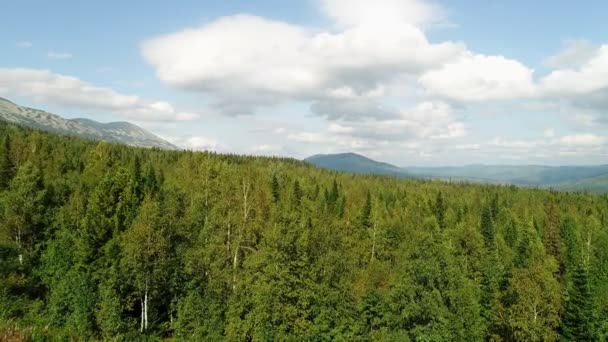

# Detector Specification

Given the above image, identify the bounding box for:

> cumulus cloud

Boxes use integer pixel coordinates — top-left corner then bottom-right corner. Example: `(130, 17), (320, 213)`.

(281, 101), (465, 159)
(162, 135), (222, 151)
(419, 53), (537, 101)
(539, 45), (608, 96)
(141, 0), (463, 117)
(544, 39), (599, 69)
(47, 52), (73, 60)
(0, 68), (199, 122)
(326, 101), (465, 141)
(560, 134), (606, 146)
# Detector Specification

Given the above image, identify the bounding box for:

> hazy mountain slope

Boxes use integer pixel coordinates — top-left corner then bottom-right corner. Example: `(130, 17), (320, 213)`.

(305, 152), (608, 192)
(0, 97), (177, 149)
(406, 164), (608, 186)
(305, 153), (409, 177)
(552, 173), (608, 193)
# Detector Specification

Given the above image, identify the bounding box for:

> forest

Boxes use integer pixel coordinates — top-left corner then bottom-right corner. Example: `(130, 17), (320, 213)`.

(1, 121), (607, 341)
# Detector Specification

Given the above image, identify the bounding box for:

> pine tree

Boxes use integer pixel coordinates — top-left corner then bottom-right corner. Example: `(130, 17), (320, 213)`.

(516, 221), (532, 268)
(0, 134), (14, 190)
(481, 206), (495, 248)
(490, 193), (499, 220)
(435, 191), (445, 230)
(271, 174), (280, 203)
(544, 202), (561, 262)
(293, 179), (302, 208)
(563, 264), (597, 341)
(360, 191), (372, 229)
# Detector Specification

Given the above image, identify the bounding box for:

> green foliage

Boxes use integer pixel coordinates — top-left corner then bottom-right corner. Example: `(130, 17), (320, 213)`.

(563, 263), (598, 341)
(481, 205), (495, 248)
(0, 134), (14, 190)
(1, 122), (607, 341)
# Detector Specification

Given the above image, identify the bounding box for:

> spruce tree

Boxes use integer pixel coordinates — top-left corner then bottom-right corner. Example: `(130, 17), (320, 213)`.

(0, 134), (14, 190)
(481, 206), (495, 248)
(292, 179), (302, 208)
(563, 264), (597, 341)
(360, 191), (372, 229)
(544, 202), (562, 261)
(271, 174), (280, 203)
(435, 191), (446, 230)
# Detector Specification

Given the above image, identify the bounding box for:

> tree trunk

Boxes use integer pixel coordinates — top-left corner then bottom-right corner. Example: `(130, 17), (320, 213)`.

(140, 298), (144, 332)
(232, 246), (239, 291)
(16, 226), (22, 265)
(144, 286), (148, 331)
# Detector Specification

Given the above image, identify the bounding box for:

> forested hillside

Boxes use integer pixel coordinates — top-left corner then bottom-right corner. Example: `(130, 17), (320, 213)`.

(1, 122), (608, 341)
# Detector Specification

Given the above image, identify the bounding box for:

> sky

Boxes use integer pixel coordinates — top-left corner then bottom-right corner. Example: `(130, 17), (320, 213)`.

(2, 0), (608, 166)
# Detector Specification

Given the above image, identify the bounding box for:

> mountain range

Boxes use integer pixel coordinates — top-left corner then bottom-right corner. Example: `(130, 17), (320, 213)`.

(305, 153), (608, 193)
(0, 97), (177, 149)
(2, 97), (606, 193)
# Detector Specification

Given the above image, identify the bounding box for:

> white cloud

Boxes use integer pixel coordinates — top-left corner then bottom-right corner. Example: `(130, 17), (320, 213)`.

(560, 134), (606, 146)
(281, 101), (465, 158)
(0, 68), (200, 122)
(250, 144), (283, 155)
(544, 39), (599, 69)
(319, 0), (445, 30)
(540, 45), (608, 96)
(543, 128), (555, 138)
(16, 41), (32, 48)
(47, 52), (73, 60)
(141, 5), (463, 117)
(325, 101), (465, 141)
(419, 53), (537, 101)
(163, 135), (222, 151)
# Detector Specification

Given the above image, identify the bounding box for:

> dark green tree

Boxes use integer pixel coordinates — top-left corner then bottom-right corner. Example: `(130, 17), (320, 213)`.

(544, 202), (562, 263)
(0, 134), (14, 190)
(435, 191), (446, 230)
(360, 191), (372, 229)
(563, 263), (597, 341)
(293, 179), (302, 208)
(271, 173), (280, 203)
(481, 206), (495, 248)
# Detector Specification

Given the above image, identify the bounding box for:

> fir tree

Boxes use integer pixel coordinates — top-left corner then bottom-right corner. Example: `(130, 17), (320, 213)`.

(271, 173), (280, 203)
(293, 179), (302, 208)
(481, 206), (495, 248)
(563, 264), (597, 341)
(435, 191), (446, 230)
(0, 134), (14, 190)
(360, 191), (372, 229)
(544, 202), (562, 262)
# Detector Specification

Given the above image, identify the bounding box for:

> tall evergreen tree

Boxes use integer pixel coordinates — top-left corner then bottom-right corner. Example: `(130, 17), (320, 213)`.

(490, 193), (499, 220)
(360, 191), (372, 229)
(563, 264), (597, 341)
(435, 191), (446, 230)
(545, 202), (562, 266)
(293, 179), (302, 208)
(481, 206), (495, 248)
(271, 173), (280, 203)
(0, 134), (14, 190)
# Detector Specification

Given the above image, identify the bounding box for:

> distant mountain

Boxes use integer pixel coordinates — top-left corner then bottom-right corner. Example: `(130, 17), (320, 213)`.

(305, 152), (608, 193)
(406, 164), (608, 187)
(552, 173), (608, 193)
(305, 153), (409, 177)
(0, 97), (177, 149)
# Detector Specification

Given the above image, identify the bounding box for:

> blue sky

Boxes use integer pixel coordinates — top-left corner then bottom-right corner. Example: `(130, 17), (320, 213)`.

(2, 0), (608, 166)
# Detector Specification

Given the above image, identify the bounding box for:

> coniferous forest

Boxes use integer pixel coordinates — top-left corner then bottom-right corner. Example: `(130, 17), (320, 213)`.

(1, 121), (608, 341)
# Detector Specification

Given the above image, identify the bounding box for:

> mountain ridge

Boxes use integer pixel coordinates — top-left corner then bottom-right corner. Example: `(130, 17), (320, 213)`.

(306, 152), (608, 193)
(0, 97), (177, 150)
